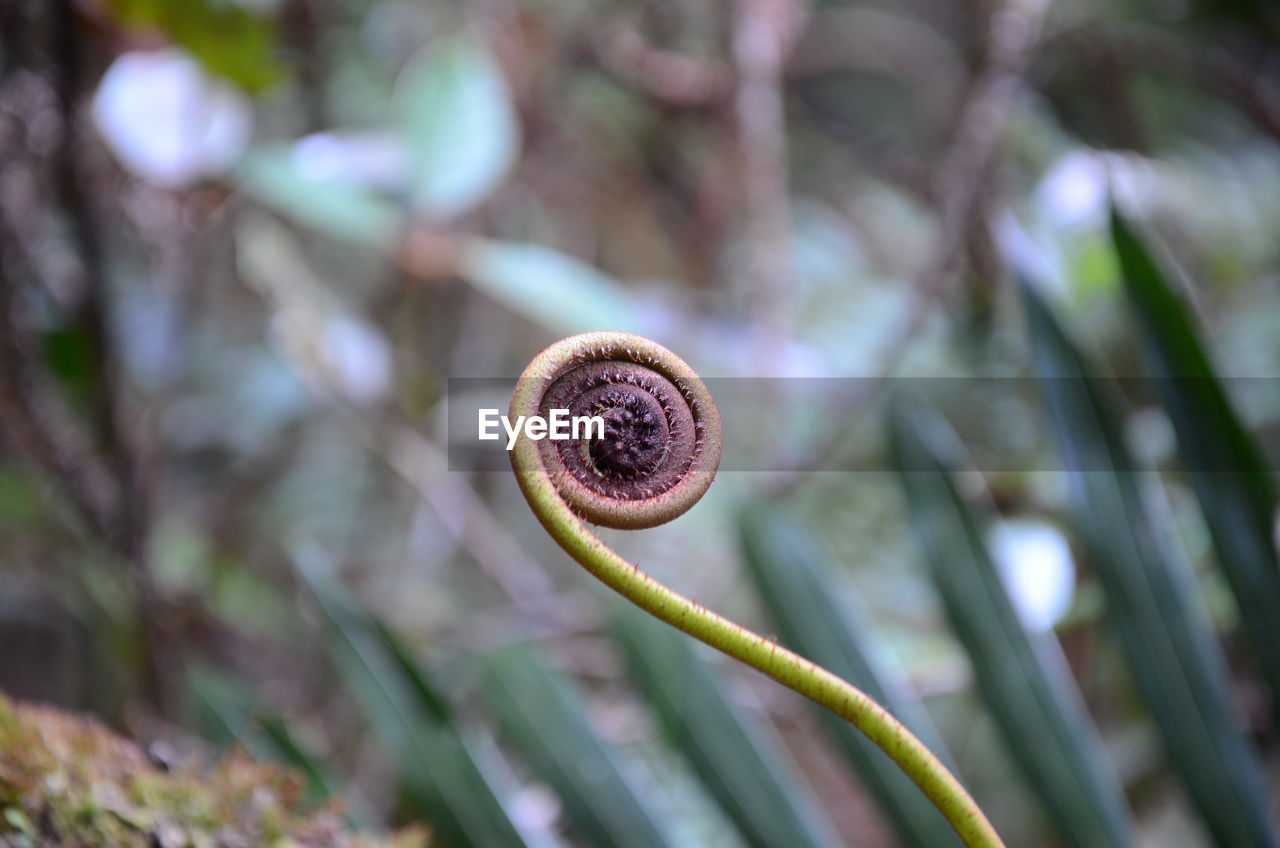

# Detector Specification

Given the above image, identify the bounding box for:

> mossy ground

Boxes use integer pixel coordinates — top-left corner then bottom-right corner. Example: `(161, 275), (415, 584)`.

(0, 695), (428, 848)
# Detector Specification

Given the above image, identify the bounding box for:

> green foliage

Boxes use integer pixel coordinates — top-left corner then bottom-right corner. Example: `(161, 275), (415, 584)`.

(482, 644), (674, 848)
(104, 0), (281, 90)
(235, 148), (401, 248)
(457, 241), (638, 333)
(257, 715), (346, 810)
(1111, 208), (1280, 716)
(397, 37), (520, 219)
(612, 605), (844, 848)
(889, 399), (1136, 848)
(187, 665), (348, 813)
(40, 326), (95, 409)
(1022, 281), (1275, 848)
(298, 564), (533, 848)
(736, 505), (966, 848)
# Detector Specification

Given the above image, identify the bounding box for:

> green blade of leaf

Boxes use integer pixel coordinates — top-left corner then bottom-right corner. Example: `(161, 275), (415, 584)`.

(187, 663), (256, 749)
(188, 665), (355, 816)
(888, 398), (1136, 848)
(234, 147), (401, 248)
(481, 644), (675, 848)
(371, 618), (453, 726)
(455, 240), (636, 334)
(737, 505), (965, 848)
(611, 604), (844, 848)
(1021, 280), (1275, 848)
(297, 562), (535, 848)
(256, 716), (344, 810)
(1111, 207), (1280, 715)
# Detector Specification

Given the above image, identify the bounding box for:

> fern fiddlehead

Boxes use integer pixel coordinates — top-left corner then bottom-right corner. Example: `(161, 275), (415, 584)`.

(509, 331), (1004, 848)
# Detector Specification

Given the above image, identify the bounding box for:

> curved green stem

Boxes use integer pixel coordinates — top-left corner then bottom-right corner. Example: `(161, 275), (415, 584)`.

(510, 332), (1005, 848)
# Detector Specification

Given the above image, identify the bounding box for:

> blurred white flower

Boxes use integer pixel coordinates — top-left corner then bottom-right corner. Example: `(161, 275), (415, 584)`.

(92, 49), (251, 188)
(1034, 151), (1155, 231)
(319, 315), (393, 403)
(988, 519), (1076, 631)
(292, 131), (407, 191)
(509, 784), (561, 834)
(1034, 152), (1108, 230)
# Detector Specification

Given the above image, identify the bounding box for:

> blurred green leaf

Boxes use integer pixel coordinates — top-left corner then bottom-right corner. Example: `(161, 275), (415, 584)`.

(611, 604), (843, 848)
(888, 398), (1136, 848)
(1111, 207), (1280, 715)
(104, 0), (281, 91)
(187, 664), (361, 819)
(397, 37), (519, 218)
(40, 326), (94, 407)
(257, 716), (343, 809)
(234, 147), (401, 247)
(737, 505), (965, 848)
(1021, 280), (1275, 848)
(298, 562), (535, 848)
(188, 663), (255, 748)
(456, 240), (636, 333)
(482, 643), (674, 848)
(0, 467), (39, 526)
(371, 618), (453, 725)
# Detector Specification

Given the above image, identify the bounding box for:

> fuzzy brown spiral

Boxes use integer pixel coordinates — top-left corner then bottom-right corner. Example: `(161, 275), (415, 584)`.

(509, 331), (722, 530)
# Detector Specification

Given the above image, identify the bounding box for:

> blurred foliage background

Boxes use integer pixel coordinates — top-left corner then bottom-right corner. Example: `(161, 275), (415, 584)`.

(1, 0), (1279, 845)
